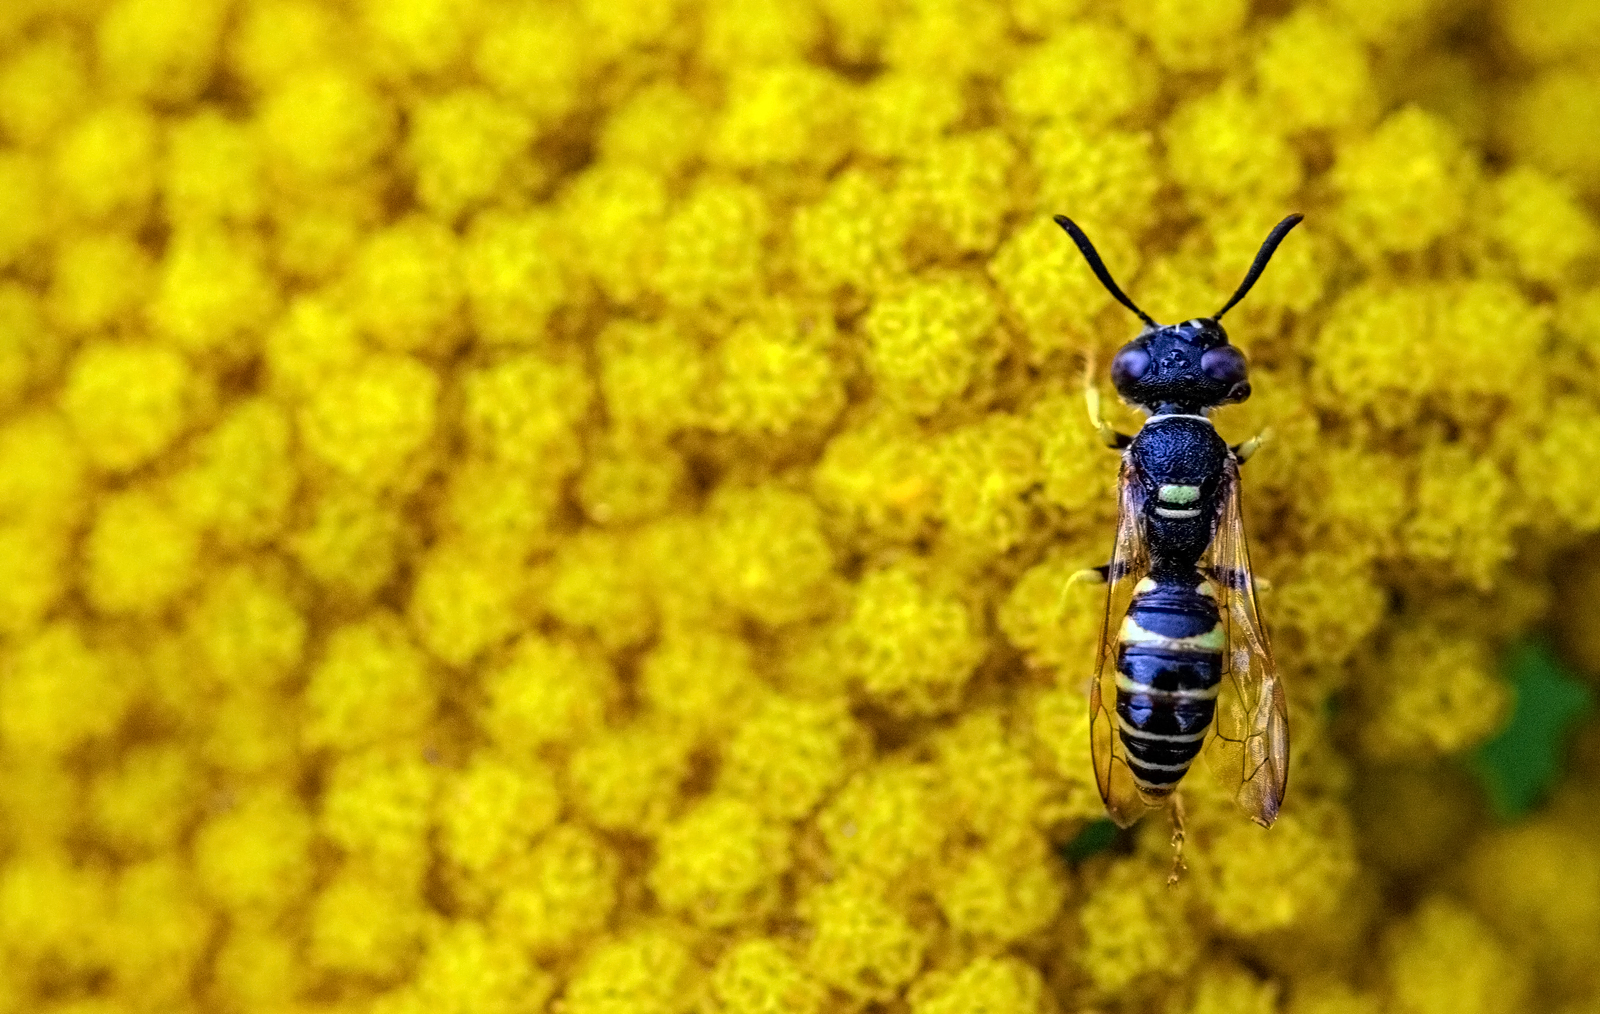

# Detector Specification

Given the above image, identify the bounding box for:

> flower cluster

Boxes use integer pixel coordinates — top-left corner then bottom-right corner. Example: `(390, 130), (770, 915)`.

(1, 0), (1598, 1012)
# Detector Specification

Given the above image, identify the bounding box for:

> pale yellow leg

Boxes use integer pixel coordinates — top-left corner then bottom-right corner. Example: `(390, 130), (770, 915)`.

(1085, 384), (1122, 448)
(1234, 427), (1273, 464)
(1054, 566), (1108, 621)
(1166, 791), (1188, 888)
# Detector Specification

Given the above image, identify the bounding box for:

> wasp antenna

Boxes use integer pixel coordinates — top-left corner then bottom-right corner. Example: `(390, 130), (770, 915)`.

(1214, 213), (1304, 321)
(1054, 214), (1159, 329)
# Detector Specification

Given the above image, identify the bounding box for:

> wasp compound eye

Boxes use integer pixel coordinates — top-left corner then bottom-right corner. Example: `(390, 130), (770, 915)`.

(1111, 344), (1150, 386)
(1200, 345), (1247, 386)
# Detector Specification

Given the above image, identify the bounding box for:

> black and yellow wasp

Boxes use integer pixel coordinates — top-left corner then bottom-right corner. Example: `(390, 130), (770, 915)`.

(1056, 213), (1300, 840)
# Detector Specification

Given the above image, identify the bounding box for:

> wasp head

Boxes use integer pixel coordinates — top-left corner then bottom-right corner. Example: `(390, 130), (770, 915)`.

(1111, 318), (1250, 412)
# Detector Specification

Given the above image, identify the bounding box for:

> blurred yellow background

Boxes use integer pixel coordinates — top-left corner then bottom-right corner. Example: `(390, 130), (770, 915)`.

(1, 0), (1599, 1011)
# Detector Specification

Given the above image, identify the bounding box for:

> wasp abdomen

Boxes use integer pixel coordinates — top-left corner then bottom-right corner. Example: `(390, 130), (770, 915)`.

(1114, 579), (1223, 796)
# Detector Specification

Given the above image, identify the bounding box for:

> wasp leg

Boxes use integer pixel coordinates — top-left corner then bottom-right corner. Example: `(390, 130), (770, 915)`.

(1086, 384), (1133, 450)
(1166, 791), (1188, 888)
(1055, 565), (1109, 621)
(1254, 576), (1273, 594)
(1232, 427), (1273, 464)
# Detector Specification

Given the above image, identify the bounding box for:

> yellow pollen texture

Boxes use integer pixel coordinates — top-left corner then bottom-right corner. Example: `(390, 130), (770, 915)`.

(0, 1), (1598, 1013)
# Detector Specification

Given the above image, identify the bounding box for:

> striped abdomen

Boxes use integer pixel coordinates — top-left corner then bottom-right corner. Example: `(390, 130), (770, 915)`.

(1115, 577), (1223, 797)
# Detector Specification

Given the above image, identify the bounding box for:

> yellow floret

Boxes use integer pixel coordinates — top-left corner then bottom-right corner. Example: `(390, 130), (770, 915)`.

(227, 0), (342, 90)
(817, 762), (943, 878)
(650, 795), (791, 927)
(910, 956), (1044, 1014)
(409, 920), (556, 1014)
(298, 352), (440, 491)
(472, 6), (590, 129)
(288, 482), (404, 597)
(0, 284), (47, 410)
(720, 695), (863, 820)
(262, 293), (362, 398)
(1192, 797), (1358, 935)
(1003, 22), (1155, 127)
(840, 565), (985, 716)
(710, 63), (856, 173)
(857, 72), (963, 161)
(408, 89), (536, 221)
(304, 613), (436, 751)
(1025, 687), (1109, 821)
(577, 436), (686, 526)
(1077, 857), (1200, 994)
(1165, 86), (1303, 207)
(563, 925), (699, 1014)
(148, 226), (278, 359)
(560, 164), (669, 304)
(259, 67), (396, 184)
(1255, 6), (1376, 132)
(408, 542), (527, 665)
(1182, 964), (1280, 1014)
(702, 0), (820, 68)
(95, 0), (226, 104)
(492, 824), (619, 955)
(1499, 69), (1600, 192)
(1119, 0), (1248, 70)
(1495, 0), (1600, 66)
(1487, 167), (1599, 284)
(436, 457), (561, 554)
(640, 625), (758, 736)
(84, 488), (201, 615)
(597, 318), (709, 438)
(0, 521), (67, 637)
(192, 784), (314, 916)
(347, 215), (465, 355)
(269, 179), (384, 282)
(481, 634), (612, 751)
(865, 274), (998, 415)
(320, 748), (438, 887)
(569, 722), (694, 834)
(1518, 396), (1600, 533)
(0, 410), (89, 532)
(0, 855), (111, 971)
(792, 168), (906, 293)
(50, 103), (158, 226)
(935, 709), (1052, 844)
(1359, 623), (1508, 759)
(933, 841), (1063, 943)
(90, 744), (199, 856)
(357, 0), (482, 80)
(461, 351), (591, 474)
(895, 130), (1017, 256)
(461, 208), (570, 347)
(1463, 818), (1600, 997)
(801, 876), (928, 1000)
(0, 621), (127, 757)
(171, 397), (297, 547)
(105, 860), (212, 1008)
(712, 301), (845, 438)
(61, 339), (198, 472)
(707, 939), (826, 1014)
(310, 869), (430, 979)
(212, 922), (305, 1013)
(1382, 897), (1531, 1014)
(545, 529), (656, 650)
(1270, 548), (1388, 670)
(598, 83), (711, 177)
(199, 688), (299, 775)
(437, 753), (562, 877)
(164, 110), (265, 225)
(184, 564), (303, 687)
(811, 411), (939, 544)
(1332, 106), (1478, 256)
(706, 484), (838, 627)
(47, 231), (153, 336)
(934, 413), (1042, 562)
(882, 0), (1009, 79)
(0, 31), (90, 147)
(653, 180), (770, 311)
(1403, 443), (1518, 588)
(989, 209), (1140, 358)
(0, 152), (48, 267)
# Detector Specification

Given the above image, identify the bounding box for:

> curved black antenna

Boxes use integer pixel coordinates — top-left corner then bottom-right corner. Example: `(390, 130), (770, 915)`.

(1214, 213), (1304, 321)
(1053, 214), (1158, 329)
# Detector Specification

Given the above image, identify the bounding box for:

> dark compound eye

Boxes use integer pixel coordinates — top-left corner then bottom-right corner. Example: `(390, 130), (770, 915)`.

(1111, 344), (1150, 386)
(1200, 345), (1248, 386)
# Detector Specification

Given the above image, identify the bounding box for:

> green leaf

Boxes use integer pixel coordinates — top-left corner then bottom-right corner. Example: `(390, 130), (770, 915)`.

(1061, 817), (1118, 863)
(1472, 638), (1594, 820)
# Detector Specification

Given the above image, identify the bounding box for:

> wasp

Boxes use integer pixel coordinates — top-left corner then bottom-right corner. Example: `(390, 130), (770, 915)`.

(1056, 214), (1300, 863)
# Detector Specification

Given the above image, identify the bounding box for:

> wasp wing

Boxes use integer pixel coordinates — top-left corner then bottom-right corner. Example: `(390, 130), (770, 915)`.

(1087, 457), (1162, 828)
(1202, 457), (1289, 828)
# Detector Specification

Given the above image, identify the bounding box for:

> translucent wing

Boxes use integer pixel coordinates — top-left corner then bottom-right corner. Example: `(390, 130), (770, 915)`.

(1087, 458), (1162, 828)
(1202, 457), (1290, 828)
